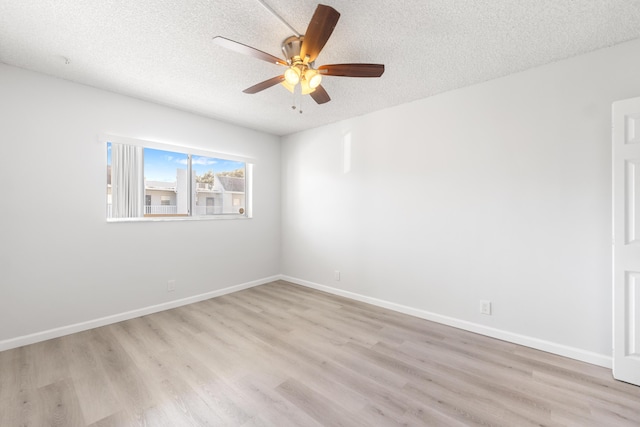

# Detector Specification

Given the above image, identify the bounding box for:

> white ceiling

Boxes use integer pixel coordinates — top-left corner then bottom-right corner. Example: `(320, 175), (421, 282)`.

(1, 0), (640, 136)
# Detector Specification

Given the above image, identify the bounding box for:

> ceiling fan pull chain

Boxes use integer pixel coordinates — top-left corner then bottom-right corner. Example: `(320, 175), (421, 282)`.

(298, 85), (303, 114)
(291, 88), (297, 111)
(291, 84), (303, 113)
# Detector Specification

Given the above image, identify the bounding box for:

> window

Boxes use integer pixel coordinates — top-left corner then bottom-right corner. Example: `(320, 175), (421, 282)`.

(106, 136), (251, 221)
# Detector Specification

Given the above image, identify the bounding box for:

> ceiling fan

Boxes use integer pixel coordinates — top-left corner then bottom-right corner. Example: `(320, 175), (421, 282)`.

(213, 3), (384, 105)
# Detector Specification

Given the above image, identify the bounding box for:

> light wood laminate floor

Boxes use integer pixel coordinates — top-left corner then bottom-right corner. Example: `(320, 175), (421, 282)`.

(1, 280), (639, 426)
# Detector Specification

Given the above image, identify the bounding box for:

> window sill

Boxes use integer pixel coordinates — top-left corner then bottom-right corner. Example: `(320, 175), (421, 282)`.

(107, 215), (251, 223)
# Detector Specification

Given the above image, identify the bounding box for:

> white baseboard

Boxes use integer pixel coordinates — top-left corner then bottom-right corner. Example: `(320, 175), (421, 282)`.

(0, 275), (279, 352)
(2, 274), (613, 369)
(280, 275), (612, 369)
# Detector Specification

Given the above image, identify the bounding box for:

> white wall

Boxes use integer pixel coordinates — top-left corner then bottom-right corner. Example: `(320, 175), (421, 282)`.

(0, 64), (281, 346)
(281, 38), (640, 365)
(4, 37), (640, 364)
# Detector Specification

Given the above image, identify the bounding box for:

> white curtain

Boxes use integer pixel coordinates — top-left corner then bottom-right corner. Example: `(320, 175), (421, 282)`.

(111, 143), (143, 218)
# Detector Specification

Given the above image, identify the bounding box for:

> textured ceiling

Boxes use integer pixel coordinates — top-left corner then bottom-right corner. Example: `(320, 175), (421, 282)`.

(1, 0), (640, 136)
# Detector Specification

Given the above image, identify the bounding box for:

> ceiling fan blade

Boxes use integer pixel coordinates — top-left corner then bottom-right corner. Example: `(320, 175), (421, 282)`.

(300, 5), (340, 63)
(310, 85), (331, 104)
(318, 63), (385, 78)
(213, 36), (287, 66)
(243, 75), (286, 94)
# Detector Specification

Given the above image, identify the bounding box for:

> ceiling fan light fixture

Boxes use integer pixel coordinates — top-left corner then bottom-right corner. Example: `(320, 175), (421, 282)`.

(305, 69), (322, 89)
(284, 67), (301, 85)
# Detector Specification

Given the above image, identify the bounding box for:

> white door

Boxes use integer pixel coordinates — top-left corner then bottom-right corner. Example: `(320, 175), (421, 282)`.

(613, 97), (640, 386)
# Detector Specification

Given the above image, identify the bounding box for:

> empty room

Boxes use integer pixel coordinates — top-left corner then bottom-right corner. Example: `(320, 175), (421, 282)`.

(2, 0), (640, 425)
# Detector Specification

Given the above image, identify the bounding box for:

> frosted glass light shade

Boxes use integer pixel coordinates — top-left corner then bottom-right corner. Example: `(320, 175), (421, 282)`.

(305, 69), (322, 88)
(284, 67), (301, 85)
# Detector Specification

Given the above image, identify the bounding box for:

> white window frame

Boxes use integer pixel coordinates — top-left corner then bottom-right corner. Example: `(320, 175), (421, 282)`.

(102, 134), (253, 222)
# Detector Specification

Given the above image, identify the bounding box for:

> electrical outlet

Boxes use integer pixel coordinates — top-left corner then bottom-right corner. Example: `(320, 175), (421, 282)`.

(480, 300), (492, 315)
(334, 270), (341, 281)
(168, 279), (176, 292)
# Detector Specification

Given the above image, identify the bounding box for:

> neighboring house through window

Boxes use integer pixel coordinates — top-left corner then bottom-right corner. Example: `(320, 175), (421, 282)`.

(105, 135), (251, 220)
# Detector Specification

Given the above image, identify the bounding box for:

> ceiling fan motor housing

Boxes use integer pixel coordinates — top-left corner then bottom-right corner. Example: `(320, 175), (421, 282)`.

(282, 36), (304, 64)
